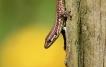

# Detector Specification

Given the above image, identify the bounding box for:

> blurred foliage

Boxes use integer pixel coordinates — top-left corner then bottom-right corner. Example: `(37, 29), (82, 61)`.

(0, 0), (66, 67)
(0, 0), (56, 44)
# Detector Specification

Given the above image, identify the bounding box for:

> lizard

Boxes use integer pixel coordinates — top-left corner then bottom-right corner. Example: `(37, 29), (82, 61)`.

(44, 0), (72, 50)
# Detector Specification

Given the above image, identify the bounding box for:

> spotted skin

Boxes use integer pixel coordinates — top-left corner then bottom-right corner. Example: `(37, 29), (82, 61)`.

(44, 0), (71, 49)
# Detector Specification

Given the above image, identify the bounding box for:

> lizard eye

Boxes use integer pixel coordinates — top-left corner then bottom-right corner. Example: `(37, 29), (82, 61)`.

(47, 40), (51, 43)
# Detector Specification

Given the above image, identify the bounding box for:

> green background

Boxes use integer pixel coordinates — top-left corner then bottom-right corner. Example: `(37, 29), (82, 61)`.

(0, 0), (66, 67)
(0, 0), (55, 44)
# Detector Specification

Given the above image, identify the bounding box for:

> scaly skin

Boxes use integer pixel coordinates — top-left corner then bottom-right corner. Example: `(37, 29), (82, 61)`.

(44, 0), (71, 49)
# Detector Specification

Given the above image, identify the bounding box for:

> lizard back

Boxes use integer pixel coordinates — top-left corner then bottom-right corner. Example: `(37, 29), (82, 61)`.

(44, 0), (65, 48)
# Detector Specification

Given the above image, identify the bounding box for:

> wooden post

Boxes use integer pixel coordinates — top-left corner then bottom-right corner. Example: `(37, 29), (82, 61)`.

(65, 0), (106, 67)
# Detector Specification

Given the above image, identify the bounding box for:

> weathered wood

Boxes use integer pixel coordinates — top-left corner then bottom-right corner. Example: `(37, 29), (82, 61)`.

(65, 0), (106, 67)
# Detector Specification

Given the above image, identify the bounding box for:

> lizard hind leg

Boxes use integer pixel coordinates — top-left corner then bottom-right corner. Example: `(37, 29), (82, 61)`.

(61, 27), (66, 50)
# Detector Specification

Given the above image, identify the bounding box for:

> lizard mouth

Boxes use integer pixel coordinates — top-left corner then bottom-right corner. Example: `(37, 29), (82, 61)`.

(44, 42), (53, 49)
(44, 44), (51, 49)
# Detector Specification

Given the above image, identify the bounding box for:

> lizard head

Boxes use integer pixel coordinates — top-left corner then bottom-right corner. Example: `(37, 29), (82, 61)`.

(44, 39), (52, 49)
(44, 33), (58, 49)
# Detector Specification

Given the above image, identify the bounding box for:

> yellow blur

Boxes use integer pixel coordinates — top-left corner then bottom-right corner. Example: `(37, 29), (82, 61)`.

(0, 24), (66, 67)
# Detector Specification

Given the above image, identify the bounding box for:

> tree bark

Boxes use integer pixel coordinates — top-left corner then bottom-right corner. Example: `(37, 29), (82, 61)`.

(65, 0), (106, 67)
